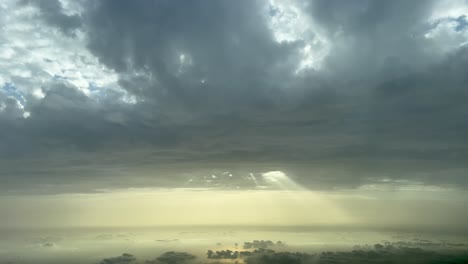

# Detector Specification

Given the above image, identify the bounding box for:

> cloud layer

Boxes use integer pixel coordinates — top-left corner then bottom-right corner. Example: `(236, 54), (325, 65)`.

(1, 0), (468, 193)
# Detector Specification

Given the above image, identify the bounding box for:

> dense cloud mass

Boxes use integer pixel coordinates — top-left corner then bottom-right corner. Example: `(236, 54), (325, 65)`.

(1, 0), (468, 192)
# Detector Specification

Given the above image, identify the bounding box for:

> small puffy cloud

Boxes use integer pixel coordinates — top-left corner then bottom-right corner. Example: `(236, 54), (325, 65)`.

(146, 251), (196, 264)
(41, 242), (54, 248)
(99, 253), (136, 264)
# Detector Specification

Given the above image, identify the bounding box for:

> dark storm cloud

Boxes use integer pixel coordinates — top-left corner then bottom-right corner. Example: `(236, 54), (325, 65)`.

(1, 0), (468, 193)
(305, 0), (439, 80)
(84, 0), (300, 114)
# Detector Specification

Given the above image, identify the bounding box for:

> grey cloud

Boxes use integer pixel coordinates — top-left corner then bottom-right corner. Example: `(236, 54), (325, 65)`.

(41, 242), (54, 248)
(147, 251), (196, 264)
(306, 0), (439, 80)
(84, 0), (306, 115)
(20, 0), (82, 36)
(0, 94), (25, 120)
(99, 253), (136, 264)
(1, 0), (468, 193)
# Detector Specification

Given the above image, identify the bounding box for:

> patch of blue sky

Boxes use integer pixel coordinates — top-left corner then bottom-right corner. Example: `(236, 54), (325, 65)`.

(1, 82), (26, 106)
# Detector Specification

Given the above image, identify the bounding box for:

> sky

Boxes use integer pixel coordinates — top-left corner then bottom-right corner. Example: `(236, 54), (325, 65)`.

(1, 0), (468, 229)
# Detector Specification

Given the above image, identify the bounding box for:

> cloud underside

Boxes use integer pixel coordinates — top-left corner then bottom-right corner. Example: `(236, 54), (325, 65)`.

(1, 0), (468, 192)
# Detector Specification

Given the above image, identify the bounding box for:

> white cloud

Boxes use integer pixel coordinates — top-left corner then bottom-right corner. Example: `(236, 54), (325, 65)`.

(0, 0), (123, 110)
(424, 19), (468, 53)
(423, 0), (468, 54)
(429, 0), (468, 22)
(32, 88), (45, 99)
(264, 0), (330, 72)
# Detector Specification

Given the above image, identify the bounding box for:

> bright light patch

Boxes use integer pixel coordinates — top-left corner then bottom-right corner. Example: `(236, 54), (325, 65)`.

(0, 188), (356, 227)
(359, 178), (454, 192)
(32, 88), (45, 99)
(267, 1), (304, 43)
(423, 0), (468, 54)
(265, 0), (330, 72)
(121, 93), (138, 104)
(262, 171), (305, 191)
(58, 0), (85, 16)
(424, 17), (468, 53)
(429, 0), (468, 22)
(177, 52), (193, 74)
(179, 53), (186, 64)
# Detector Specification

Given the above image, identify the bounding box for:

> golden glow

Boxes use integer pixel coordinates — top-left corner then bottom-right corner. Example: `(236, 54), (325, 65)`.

(1, 185), (467, 230)
(0, 189), (352, 228)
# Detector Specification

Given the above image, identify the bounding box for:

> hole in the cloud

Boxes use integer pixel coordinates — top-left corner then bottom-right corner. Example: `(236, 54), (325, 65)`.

(265, 1), (329, 72)
(179, 53), (186, 64)
(32, 88), (45, 99)
(261, 171), (305, 191)
(176, 52), (193, 75)
(455, 15), (468, 31)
